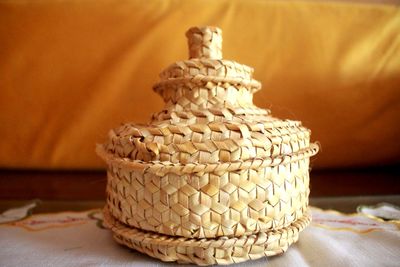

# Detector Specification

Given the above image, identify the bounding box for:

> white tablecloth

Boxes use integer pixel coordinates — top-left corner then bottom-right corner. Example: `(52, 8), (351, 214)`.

(0, 205), (399, 267)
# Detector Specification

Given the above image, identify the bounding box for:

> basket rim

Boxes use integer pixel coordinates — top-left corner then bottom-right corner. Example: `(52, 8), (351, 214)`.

(153, 75), (261, 93)
(103, 205), (311, 248)
(96, 143), (319, 175)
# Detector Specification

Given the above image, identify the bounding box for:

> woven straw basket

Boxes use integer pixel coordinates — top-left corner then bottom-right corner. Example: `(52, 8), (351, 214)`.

(97, 26), (319, 265)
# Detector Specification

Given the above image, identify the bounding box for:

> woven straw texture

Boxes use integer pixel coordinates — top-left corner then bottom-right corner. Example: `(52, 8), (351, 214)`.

(97, 26), (318, 265)
(103, 207), (311, 265)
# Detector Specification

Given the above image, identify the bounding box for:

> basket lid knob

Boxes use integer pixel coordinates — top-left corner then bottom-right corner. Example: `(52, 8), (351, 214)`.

(186, 26), (222, 60)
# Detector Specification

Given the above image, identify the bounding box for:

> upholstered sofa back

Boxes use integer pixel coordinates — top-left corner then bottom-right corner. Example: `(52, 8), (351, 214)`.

(1, 0), (399, 170)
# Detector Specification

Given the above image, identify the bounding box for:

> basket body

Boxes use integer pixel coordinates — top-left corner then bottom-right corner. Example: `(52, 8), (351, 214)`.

(98, 26), (318, 265)
(105, 154), (313, 239)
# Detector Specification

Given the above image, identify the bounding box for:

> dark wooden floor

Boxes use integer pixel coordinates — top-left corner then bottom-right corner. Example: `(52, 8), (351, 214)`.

(0, 166), (399, 200)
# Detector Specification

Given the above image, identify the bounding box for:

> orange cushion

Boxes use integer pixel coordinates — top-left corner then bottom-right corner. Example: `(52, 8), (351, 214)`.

(0, 0), (399, 169)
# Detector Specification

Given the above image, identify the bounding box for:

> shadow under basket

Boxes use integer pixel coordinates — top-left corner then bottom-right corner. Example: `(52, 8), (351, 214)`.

(103, 207), (311, 265)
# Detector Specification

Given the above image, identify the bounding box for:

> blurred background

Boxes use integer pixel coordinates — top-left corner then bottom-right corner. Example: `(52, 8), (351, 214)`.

(0, 0), (399, 209)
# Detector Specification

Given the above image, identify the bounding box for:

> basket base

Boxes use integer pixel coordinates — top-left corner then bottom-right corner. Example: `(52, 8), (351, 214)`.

(103, 207), (310, 266)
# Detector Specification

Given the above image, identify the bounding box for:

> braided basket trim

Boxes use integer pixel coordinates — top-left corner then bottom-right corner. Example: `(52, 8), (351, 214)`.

(97, 143), (318, 176)
(153, 75), (261, 94)
(103, 206), (311, 265)
(159, 59), (254, 80)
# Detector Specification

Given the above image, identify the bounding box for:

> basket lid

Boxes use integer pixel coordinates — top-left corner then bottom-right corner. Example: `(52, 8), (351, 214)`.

(100, 26), (318, 166)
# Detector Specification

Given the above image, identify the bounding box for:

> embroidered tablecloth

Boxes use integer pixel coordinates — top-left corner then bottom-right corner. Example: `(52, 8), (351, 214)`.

(0, 205), (399, 267)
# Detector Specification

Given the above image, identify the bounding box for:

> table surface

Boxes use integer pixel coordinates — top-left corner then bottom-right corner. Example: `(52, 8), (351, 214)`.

(1, 202), (399, 267)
